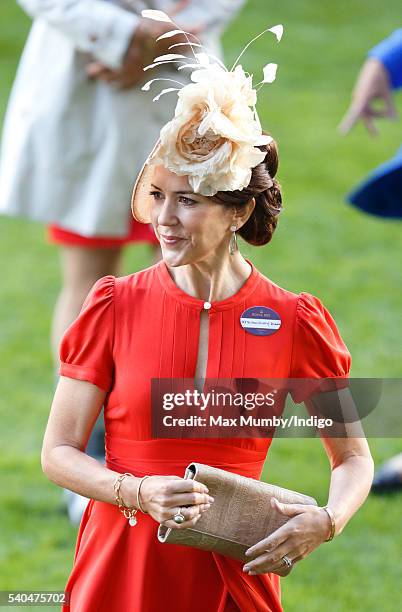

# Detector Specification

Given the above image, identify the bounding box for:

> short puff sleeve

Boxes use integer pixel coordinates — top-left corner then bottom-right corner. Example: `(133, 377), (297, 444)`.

(59, 276), (115, 392)
(290, 293), (351, 403)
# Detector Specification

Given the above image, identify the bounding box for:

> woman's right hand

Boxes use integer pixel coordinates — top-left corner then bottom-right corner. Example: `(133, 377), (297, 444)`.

(86, 12), (204, 90)
(135, 475), (215, 529)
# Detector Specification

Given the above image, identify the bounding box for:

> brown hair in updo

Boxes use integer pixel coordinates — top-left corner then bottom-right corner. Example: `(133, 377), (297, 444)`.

(212, 136), (282, 246)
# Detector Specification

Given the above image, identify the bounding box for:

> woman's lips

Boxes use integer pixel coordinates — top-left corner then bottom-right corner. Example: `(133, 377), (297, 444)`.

(160, 234), (185, 246)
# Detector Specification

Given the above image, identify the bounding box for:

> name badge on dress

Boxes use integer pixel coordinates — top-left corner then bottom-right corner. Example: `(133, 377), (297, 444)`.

(240, 306), (282, 336)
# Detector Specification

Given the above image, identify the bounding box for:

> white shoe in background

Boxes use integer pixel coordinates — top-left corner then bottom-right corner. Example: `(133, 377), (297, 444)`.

(63, 489), (90, 526)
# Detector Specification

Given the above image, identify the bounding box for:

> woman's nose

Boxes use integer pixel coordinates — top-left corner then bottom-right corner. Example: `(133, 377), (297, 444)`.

(156, 198), (178, 226)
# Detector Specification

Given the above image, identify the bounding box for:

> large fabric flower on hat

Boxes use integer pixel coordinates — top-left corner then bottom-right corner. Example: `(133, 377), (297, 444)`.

(140, 10), (283, 196)
(150, 64), (271, 196)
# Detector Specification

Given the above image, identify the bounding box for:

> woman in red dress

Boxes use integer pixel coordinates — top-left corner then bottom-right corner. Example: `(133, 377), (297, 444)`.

(41, 20), (374, 611)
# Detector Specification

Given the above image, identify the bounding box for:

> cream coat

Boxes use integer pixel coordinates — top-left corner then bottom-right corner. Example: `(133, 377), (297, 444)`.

(0, 0), (244, 236)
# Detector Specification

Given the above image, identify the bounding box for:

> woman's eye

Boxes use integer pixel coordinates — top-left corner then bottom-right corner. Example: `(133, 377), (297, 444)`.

(179, 196), (196, 206)
(149, 191), (163, 200)
(149, 191), (195, 206)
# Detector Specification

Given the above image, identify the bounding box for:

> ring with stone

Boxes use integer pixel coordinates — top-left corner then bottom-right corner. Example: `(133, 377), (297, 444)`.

(282, 555), (292, 568)
(173, 509), (186, 524)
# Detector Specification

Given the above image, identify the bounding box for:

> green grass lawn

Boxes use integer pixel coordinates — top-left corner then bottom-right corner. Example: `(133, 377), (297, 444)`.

(0, 1), (401, 610)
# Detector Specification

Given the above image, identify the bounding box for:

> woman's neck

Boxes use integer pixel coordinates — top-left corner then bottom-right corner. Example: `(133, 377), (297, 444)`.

(165, 252), (252, 303)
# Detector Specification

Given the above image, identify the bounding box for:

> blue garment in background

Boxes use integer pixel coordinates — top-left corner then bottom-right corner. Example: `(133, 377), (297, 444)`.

(368, 28), (402, 90)
(348, 145), (402, 218)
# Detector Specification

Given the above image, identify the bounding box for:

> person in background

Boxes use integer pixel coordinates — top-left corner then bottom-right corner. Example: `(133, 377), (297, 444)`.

(339, 29), (402, 494)
(0, 0), (245, 522)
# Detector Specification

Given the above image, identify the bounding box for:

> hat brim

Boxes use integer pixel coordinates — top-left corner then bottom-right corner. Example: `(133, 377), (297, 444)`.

(131, 139), (161, 224)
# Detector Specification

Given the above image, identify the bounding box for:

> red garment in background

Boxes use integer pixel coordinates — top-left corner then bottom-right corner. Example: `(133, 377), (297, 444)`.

(47, 217), (158, 248)
(59, 260), (351, 611)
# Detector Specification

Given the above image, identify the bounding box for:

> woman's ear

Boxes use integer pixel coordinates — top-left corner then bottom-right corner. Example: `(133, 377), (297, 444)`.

(235, 198), (255, 230)
(248, 197), (256, 218)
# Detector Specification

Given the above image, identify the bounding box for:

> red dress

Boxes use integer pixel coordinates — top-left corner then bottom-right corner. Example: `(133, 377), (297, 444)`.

(59, 260), (351, 611)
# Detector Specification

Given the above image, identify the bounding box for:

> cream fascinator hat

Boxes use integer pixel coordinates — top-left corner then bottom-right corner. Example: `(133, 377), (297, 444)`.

(131, 10), (283, 224)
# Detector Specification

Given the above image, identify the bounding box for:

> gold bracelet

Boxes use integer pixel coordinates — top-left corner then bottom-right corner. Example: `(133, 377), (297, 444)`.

(321, 505), (336, 542)
(136, 475), (151, 514)
(113, 472), (138, 527)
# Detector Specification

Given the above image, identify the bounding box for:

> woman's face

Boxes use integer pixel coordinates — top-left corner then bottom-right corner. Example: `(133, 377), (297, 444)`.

(149, 165), (235, 267)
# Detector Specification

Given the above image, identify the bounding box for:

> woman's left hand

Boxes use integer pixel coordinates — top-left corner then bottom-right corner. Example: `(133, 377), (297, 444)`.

(242, 497), (332, 577)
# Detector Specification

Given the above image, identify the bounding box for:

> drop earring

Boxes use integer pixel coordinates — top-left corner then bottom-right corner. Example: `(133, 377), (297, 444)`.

(229, 225), (238, 255)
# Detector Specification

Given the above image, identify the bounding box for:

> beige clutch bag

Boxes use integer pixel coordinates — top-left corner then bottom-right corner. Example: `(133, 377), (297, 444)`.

(157, 462), (318, 562)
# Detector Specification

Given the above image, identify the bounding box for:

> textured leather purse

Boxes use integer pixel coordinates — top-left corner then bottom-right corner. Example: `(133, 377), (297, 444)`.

(157, 462), (318, 562)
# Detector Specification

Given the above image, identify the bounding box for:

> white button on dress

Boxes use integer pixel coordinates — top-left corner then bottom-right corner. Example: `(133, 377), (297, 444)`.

(203, 302), (212, 310)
